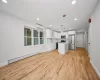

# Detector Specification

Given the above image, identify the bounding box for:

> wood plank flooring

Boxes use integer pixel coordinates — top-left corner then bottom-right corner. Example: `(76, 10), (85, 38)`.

(0, 48), (99, 80)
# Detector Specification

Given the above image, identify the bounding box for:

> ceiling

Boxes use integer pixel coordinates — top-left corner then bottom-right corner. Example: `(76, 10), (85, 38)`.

(0, 0), (99, 31)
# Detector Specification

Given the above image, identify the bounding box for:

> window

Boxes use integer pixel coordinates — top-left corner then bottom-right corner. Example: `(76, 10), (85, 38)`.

(24, 28), (32, 46)
(33, 30), (44, 45)
(24, 27), (44, 46)
(40, 31), (44, 44)
(33, 30), (38, 45)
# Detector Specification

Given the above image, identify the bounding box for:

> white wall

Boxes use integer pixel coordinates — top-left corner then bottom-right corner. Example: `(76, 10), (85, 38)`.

(88, 0), (100, 77)
(0, 12), (56, 66)
(0, 2), (1, 12)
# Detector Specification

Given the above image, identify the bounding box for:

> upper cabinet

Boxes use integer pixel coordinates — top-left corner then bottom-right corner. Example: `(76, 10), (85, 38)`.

(58, 32), (68, 39)
(53, 31), (58, 38)
(65, 32), (68, 38)
(46, 29), (69, 39)
(68, 31), (76, 35)
(57, 32), (61, 39)
(46, 29), (53, 38)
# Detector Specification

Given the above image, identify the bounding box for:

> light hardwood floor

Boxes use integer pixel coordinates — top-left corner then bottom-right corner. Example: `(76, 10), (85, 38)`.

(0, 48), (99, 80)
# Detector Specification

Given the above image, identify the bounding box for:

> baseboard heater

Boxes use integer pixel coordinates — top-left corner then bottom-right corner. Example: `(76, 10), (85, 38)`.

(8, 50), (51, 64)
(8, 52), (40, 64)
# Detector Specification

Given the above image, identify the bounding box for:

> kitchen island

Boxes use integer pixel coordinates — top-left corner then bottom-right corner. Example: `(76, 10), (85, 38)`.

(58, 42), (68, 54)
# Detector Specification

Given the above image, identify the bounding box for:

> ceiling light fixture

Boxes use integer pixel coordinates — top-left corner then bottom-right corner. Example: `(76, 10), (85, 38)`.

(2, 0), (8, 3)
(37, 18), (39, 21)
(50, 25), (52, 27)
(74, 18), (77, 20)
(72, 0), (76, 4)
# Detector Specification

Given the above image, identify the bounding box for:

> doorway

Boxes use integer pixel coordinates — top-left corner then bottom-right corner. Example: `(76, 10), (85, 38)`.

(76, 32), (84, 48)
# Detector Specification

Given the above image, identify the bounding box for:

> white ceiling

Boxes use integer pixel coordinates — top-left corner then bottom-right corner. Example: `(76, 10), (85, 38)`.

(0, 0), (99, 31)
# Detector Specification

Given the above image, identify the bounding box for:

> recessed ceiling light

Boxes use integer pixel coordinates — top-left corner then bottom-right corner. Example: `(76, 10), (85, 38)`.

(50, 25), (52, 27)
(2, 0), (8, 3)
(74, 18), (77, 20)
(37, 18), (39, 21)
(72, 0), (76, 4)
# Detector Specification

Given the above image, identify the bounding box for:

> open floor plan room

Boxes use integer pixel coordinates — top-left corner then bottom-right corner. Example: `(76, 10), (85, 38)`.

(0, 0), (100, 79)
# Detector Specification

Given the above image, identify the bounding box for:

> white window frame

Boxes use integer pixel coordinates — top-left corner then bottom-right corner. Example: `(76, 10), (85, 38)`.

(24, 26), (45, 46)
(24, 27), (32, 46)
(39, 30), (44, 44)
(33, 29), (39, 45)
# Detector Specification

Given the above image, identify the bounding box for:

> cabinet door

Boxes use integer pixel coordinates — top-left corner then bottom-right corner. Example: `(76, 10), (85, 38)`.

(46, 29), (52, 38)
(53, 31), (58, 38)
(57, 33), (61, 39)
(76, 33), (84, 48)
(66, 32), (68, 38)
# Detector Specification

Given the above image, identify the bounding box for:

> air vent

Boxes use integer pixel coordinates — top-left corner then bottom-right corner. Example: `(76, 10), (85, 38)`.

(36, 23), (43, 26)
(36, 23), (44, 30)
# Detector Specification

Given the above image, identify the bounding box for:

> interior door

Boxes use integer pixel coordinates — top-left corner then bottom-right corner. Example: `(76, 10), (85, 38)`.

(68, 34), (75, 50)
(76, 32), (84, 48)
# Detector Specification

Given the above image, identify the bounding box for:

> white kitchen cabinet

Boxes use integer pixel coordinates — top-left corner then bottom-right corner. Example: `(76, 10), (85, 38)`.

(53, 31), (58, 38)
(58, 42), (68, 54)
(46, 29), (53, 38)
(66, 32), (68, 38)
(58, 32), (68, 39)
(57, 32), (61, 39)
(68, 31), (76, 35)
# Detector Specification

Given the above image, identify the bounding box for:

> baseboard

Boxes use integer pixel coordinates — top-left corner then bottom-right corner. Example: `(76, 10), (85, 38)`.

(90, 60), (100, 78)
(8, 52), (39, 64)
(0, 61), (8, 67)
